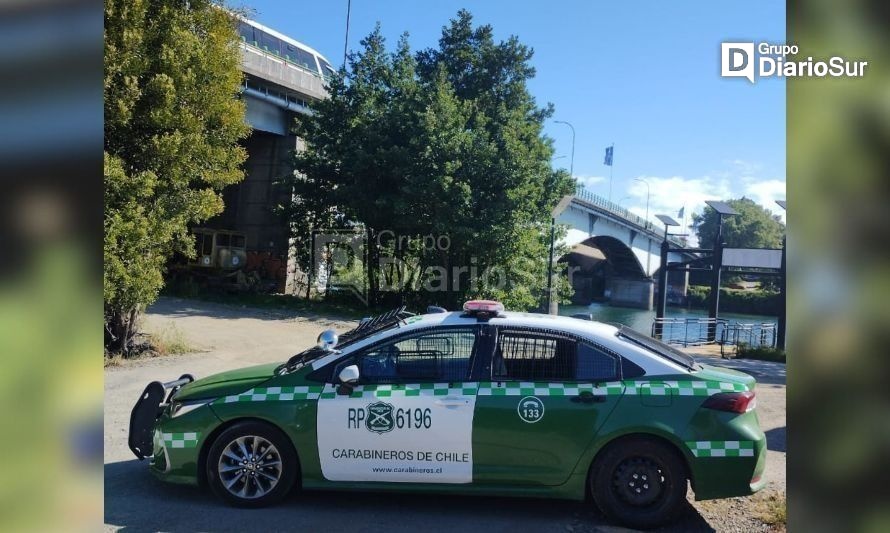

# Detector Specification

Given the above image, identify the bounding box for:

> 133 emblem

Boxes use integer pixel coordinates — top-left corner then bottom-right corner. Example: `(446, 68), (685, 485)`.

(517, 396), (545, 423)
(366, 401), (395, 434)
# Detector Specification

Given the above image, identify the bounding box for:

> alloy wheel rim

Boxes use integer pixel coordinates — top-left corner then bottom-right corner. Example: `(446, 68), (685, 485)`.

(217, 435), (282, 499)
(612, 456), (666, 507)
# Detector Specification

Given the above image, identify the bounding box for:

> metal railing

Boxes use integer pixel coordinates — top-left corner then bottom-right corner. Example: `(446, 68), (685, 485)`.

(573, 186), (685, 246)
(719, 322), (777, 357)
(651, 317), (729, 346)
(651, 317), (778, 355)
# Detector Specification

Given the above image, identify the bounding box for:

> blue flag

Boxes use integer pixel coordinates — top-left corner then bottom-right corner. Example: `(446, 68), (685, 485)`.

(677, 206), (685, 218)
(604, 146), (613, 166)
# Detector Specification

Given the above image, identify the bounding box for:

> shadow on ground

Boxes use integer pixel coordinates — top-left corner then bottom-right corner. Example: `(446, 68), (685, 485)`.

(765, 426), (787, 453)
(693, 356), (787, 386)
(105, 460), (714, 533)
(147, 296), (356, 325)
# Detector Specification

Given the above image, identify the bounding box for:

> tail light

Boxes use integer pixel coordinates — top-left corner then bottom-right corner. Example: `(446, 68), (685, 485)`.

(702, 391), (756, 413)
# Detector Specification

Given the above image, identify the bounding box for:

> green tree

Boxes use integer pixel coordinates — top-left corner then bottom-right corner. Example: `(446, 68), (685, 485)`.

(692, 197), (785, 250)
(104, 0), (248, 354)
(287, 11), (574, 310)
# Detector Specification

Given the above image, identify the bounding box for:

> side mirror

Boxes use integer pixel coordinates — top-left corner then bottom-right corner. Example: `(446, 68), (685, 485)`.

(337, 365), (360, 396)
(338, 364), (360, 384)
(317, 329), (339, 352)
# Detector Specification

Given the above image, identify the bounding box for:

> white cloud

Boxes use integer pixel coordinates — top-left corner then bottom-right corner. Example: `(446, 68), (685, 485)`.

(626, 175), (731, 230)
(744, 179), (786, 220)
(726, 159), (764, 177)
(574, 175), (606, 189)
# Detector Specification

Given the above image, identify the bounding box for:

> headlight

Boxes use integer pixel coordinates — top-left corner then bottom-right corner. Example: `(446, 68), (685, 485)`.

(169, 399), (211, 418)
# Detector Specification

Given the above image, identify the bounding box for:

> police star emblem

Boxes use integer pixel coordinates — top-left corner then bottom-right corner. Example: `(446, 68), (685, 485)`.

(365, 401), (395, 434)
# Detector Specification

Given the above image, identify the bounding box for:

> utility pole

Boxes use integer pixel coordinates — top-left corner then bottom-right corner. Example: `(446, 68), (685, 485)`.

(654, 215), (679, 338)
(776, 200), (787, 350)
(343, 0), (352, 67)
(707, 216), (725, 342)
(608, 142), (614, 202)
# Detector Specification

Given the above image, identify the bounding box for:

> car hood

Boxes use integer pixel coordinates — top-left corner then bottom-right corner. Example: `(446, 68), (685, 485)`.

(694, 363), (757, 390)
(173, 363), (279, 401)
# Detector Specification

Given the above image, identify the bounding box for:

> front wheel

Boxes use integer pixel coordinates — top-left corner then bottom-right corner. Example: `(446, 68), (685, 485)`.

(206, 421), (298, 507)
(590, 437), (688, 529)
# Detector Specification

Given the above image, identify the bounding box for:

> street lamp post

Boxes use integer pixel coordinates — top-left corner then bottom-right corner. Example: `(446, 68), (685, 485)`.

(554, 121), (575, 178)
(634, 177), (650, 225)
(547, 121), (575, 316)
(635, 178), (652, 274)
(547, 196), (575, 314)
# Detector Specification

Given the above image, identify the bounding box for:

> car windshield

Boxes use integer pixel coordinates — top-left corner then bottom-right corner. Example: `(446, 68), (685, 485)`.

(615, 325), (696, 370)
(277, 307), (415, 373)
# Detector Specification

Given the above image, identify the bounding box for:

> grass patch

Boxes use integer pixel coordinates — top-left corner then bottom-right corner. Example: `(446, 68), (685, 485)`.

(753, 491), (787, 528)
(148, 322), (196, 356)
(104, 322), (197, 366)
(104, 353), (125, 368)
(737, 344), (786, 363)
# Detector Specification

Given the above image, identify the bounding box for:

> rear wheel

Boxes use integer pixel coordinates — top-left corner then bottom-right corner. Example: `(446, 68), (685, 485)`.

(206, 421), (297, 507)
(590, 437), (688, 529)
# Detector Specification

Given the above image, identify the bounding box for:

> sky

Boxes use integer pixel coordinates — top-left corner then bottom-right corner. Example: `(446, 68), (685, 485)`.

(243, 1), (786, 231)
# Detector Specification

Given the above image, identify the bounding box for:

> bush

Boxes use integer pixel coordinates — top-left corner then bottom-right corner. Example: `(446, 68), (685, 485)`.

(737, 344), (786, 363)
(685, 285), (781, 316)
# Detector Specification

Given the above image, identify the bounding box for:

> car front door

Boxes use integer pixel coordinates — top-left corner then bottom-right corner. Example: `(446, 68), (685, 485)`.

(472, 328), (625, 486)
(315, 326), (480, 484)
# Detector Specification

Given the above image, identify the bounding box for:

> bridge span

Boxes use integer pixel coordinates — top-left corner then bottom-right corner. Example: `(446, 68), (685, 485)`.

(557, 188), (694, 310)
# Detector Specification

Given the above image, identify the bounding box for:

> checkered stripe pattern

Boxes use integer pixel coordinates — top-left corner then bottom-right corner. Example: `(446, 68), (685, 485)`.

(624, 380), (748, 396)
(686, 440), (755, 457)
(161, 432), (200, 449)
(476, 381), (624, 396)
(321, 382), (480, 399)
(219, 385), (325, 403)
(216, 380), (747, 402)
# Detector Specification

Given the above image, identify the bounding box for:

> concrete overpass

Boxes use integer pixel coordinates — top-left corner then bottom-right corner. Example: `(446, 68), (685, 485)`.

(209, 17), (332, 264)
(557, 187), (694, 309)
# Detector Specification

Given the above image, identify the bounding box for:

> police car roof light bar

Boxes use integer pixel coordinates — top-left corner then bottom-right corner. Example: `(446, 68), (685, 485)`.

(463, 300), (505, 320)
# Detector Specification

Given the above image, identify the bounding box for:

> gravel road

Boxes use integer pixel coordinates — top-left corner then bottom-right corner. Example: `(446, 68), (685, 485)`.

(104, 297), (786, 532)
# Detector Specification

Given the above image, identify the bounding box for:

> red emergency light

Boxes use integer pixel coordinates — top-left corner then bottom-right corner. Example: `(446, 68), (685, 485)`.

(463, 300), (504, 318)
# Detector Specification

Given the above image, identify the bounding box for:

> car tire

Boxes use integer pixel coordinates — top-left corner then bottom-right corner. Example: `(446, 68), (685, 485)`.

(590, 436), (688, 529)
(206, 421), (298, 508)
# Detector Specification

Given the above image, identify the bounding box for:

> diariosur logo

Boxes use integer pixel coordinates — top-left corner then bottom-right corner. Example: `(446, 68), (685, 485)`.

(721, 42), (867, 83)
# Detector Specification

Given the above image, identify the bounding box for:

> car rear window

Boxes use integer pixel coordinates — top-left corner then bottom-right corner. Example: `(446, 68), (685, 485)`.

(494, 330), (619, 382)
(616, 326), (696, 370)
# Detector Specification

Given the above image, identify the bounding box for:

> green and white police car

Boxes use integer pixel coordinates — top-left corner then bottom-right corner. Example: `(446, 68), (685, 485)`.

(129, 300), (766, 529)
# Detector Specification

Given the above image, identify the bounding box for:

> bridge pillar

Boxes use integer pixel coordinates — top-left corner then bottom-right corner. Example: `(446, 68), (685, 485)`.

(607, 278), (654, 310)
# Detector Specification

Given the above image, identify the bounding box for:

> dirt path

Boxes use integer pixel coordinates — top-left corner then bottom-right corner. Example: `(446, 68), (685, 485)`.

(105, 297), (785, 532)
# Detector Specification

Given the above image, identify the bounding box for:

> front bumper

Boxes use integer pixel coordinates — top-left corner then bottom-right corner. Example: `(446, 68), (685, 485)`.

(127, 374), (195, 459)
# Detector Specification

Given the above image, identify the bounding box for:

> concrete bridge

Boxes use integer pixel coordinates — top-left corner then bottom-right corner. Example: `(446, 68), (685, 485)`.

(214, 17), (694, 307)
(209, 17), (332, 259)
(557, 187), (693, 309)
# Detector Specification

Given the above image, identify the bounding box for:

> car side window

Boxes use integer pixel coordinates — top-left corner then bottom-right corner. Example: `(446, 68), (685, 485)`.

(493, 330), (620, 382)
(576, 343), (620, 381)
(353, 328), (477, 384)
(494, 331), (577, 381)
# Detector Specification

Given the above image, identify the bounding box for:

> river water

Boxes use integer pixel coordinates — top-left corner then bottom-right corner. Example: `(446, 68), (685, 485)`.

(559, 302), (777, 339)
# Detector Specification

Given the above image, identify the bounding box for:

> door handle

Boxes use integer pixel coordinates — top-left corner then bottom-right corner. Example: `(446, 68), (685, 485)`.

(435, 397), (468, 407)
(571, 391), (606, 404)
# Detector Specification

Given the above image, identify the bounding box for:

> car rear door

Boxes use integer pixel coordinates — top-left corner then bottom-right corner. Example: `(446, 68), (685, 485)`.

(472, 327), (625, 486)
(315, 326), (480, 484)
